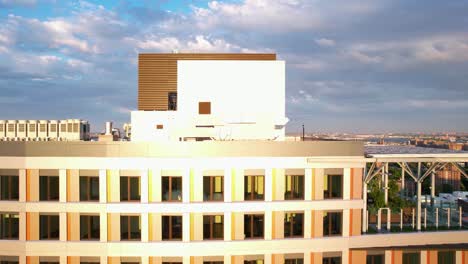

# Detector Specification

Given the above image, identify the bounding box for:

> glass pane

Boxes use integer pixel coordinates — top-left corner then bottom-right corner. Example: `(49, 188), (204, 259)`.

(295, 176), (304, 199)
(91, 216), (100, 239)
(80, 177), (88, 201)
(244, 215), (251, 238)
(253, 215), (264, 238)
(172, 216), (182, 239)
(162, 216), (170, 240)
(130, 216), (141, 239)
(203, 177), (210, 201)
(120, 177), (128, 201)
(0, 176), (7, 200)
(171, 177), (182, 201)
(120, 216), (128, 240)
(39, 215), (47, 239)
(162, 177), (169, 201)
(39, 176), (48, 201)
(80, 216), (89, 239)
(331, 175), (342, 198)
(203, 216), (211, 239)
(438, 251), (455, 264)
(244, 176), (252, 200)
(130, 177), (140, 201)
(293, 213), (303, 237)
(256, 176), (264, 198)
(11, 176), (19, 200)
(49, 177), (59, 200)
(50, 215), (59, 239)
(90, 177), (100, 201)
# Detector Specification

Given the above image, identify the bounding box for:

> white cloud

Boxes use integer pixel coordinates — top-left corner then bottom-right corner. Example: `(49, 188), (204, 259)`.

(137, 35), (240, 53)
(315, 38), (336, 47)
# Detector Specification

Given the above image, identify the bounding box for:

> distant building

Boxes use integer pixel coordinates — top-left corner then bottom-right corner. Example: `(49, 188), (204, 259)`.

(0, 119), (90, 141)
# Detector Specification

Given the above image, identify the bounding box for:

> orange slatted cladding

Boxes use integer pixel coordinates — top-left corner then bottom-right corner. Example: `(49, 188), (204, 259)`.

(138, 53), (277, 111)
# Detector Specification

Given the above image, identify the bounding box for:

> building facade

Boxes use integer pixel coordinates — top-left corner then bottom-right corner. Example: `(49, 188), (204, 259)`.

(0, 119), (90, 141)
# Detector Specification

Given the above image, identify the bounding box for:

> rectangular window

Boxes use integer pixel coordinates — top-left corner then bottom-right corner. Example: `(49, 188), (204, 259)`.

(285, 175), (304, 200)
(73, 123), (79, 133)
(120, 177), (141, 201)
(366, 255), (384, 264)
(80, 215), (100, 240)
(438, 251), (455, 264)
(244, 175), (264, 201)
(168, 92), (177, 111)
(80, 176), (99, 201)
(324, 174), (343, 199)
(40, 124), (46, 132)
(244, 214), (264, 239)
(0, 256), (19, 264)
(60, 124), (66, 132)
(50, 124), (57, 132)
(402, 253), (420, 264)
(198, 102), (211, 115)
(285, 259), (303, 264)
(0, 213), (19, 239)
(162, 177), (182, 202)
(203, 262), (223, 264)
(244, 260), (263, 264)
(8, 124), (15, 132)
(18, 124), (25, 132)
(29, 124), (36, 132)
(203, 176), (223, 201)
(39, 214), (59, 240)
(203, 215), (224, 240)
(120, 215), (141, 240)
(322, 257), (341, 264)
(39, 176), (59, 201)
(0, 175), (19, 200)
(284, 213), (304, 238)
(0, 125), (3, 132)
(162, 215), (182, 240)
(323, 212), (342, 236)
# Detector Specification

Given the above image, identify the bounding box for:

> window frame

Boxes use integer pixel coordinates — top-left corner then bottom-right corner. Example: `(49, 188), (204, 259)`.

(162, 215), (183, 241)
(0, 213), (19, 239)
(39, 214), (60, 240)
(0, 175), (19, 201)
(402, 252), (420, 264)
(120, 176), (141, 202)
(284, 175), (304, 200)
(324, 174), (343, 199)
(203, 176), (224, 202)
(39, 176), (59, 201)
(79, 176), (100, 201)
(437, 251), (455, 264)
(244, 214), (264, 239)
(284, 212), (304, 238)
(80, 215), (100, 240)
(120, 215), (141, 241)
(244, 175), (265, 201)
(162, 176), (182, 202)
(323, 211), (342, 237)
(203, 215), (224, 240)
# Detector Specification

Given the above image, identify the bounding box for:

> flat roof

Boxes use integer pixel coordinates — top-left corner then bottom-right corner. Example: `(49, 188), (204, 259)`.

(365, 145), (468, 162)
(0, 141), (364, 158)
(365, 145), (467, 155)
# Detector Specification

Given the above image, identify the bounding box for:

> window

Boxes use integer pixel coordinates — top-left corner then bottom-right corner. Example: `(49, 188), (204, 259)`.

(162, 215), (182, 240)
(0, 213), (19, 239)
(60, 124), (66, 132)
(80, 176), (99, 201)
(203, 176), (223, 201)
(203, 215), (223, 240)
(1, 175), (19, 200)
(120, 215), (141, 240)
(199, 102), (211, 115)
(285, 259), (303, 264)
(18, 124), (25, 132)
(120, 177), (140, 201)
(29, 124), (36, 132)
(80, 215), (100, 240)
(67, 123), (72, 133)
(39, 176), (59, 201)
(40, 124), (46, 132)
(0, 256), (18, 264)
(366, 255), (384, 264)
(8, 124), (14, 132)
(284, 213), (303, 238)
(73, 123), (79, 133)
(39, 214), (59, 240)
(168, 92), (177, 111)
(324, 174), (343, 199)
(438, 251), (455, 264)
(162, 177), (182, 202)
(203, 262), (223, 264)
(156, 124), (164, 129)
(244, 260), (263, 264)
(244, 175), (264, 201)
(402, 252), (420, 264)
(285, 175), (304, 200)
(244, 214), (264, 239)
(323, 212), (342, 236)
(322, 257), (341, 264)
(50, 124), (57, 132)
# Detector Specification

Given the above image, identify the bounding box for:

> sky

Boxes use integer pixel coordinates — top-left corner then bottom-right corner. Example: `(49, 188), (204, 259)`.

(0, 0), (467, 134)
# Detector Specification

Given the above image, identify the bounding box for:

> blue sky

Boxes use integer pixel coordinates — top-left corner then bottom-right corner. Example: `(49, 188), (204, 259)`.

(0, 0), (468, 133)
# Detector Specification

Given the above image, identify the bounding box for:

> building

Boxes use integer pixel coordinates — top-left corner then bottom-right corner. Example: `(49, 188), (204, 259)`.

(131, 54), (287, 142)
(0, 119), (90, 141)
(0, 53), (467, 264)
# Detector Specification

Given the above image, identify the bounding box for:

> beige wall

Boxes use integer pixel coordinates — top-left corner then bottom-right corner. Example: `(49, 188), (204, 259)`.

(350, 250), (366, 264)
(67, 213), (80, 241)
(107, 170), (120, 202)
(107, 213), (120, 241)
(26, 256), (39, 264)
(231, 213), (244, 240)
(190, 213), (203, 241)
(351, 168), (362, 199)
(67, 170), (80, 202)
(149, 213), (162, 241)
(68, 256), (80, 264)
(26, 169), (39, 202)
(310, 253), (322, 264)
(26, 212), (39, 241)
(311, 211), (323, 238)
(312, 169), (324, 200)
(350, 209), (361, 236)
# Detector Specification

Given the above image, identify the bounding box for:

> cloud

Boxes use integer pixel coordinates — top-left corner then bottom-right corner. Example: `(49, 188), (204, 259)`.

(315, 38), (336, 47)
(0, 0), (36, 8)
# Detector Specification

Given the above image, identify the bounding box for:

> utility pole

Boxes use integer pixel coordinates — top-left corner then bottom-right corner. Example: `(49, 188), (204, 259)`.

(302, 124), (305, 141)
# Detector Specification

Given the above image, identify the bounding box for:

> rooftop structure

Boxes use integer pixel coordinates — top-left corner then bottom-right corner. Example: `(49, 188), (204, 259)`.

(0, 119), (90, 141)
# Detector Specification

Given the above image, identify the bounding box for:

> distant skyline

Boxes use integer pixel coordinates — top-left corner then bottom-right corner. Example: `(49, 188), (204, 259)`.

(0, 0), (467, 133)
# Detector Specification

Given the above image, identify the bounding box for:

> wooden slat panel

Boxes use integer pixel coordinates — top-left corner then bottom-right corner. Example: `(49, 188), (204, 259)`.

(138, 53), (276, 111)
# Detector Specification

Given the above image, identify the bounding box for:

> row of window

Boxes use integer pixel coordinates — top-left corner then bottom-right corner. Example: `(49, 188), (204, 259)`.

(0, 212), (342, 240)
(0, 174), (344, 202)
(0, 251), (458, 264)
